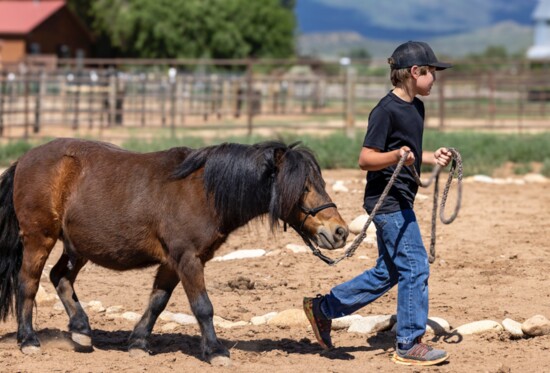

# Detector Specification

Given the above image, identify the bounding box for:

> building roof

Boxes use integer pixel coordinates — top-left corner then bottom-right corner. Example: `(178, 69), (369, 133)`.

(0, 1), (66, 35)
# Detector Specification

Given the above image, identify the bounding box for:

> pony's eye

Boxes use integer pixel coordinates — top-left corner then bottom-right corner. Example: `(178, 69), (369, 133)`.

(303, 186), (310, 194)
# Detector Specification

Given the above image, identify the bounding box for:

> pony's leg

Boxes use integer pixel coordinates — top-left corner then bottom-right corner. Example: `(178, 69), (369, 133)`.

(16, 235), (56, 354)
(49, 252), (91, 348)
(178, 256), (229, 364)
(127, 263), (179, 355)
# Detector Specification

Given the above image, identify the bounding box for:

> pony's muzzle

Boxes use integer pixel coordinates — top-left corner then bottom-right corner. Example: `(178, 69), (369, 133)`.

(315, 223), (348, 250)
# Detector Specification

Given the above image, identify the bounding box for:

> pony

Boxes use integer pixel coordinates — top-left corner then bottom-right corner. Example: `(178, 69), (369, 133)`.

(0, 138), (348, 365)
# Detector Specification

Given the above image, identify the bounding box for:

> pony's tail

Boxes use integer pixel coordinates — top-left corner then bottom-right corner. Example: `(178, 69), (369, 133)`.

(0, 163), (23, 322)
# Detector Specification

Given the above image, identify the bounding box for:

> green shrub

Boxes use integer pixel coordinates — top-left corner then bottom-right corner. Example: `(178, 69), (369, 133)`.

(2, 130), (550, 177)
(542, 158), (550, 177)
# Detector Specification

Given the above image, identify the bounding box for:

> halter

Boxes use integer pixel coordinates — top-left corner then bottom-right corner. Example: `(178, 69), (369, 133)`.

(298, 202), (337, 231)
(284, 201), (339, 265)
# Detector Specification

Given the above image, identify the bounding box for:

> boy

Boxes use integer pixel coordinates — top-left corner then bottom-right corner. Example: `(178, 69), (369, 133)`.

(303, 41), (453, 366)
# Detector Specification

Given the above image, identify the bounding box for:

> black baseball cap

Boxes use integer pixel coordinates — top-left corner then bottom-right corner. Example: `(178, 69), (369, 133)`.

(388, 41), (452, 70)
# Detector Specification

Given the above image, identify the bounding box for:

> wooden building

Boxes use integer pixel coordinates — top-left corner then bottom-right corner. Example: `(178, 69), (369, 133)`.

(0, 0), (93, 65)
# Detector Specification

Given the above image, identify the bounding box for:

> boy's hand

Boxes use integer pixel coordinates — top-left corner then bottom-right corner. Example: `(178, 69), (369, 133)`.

(434, 147), (452, 167)
(398, 146), (415, 166)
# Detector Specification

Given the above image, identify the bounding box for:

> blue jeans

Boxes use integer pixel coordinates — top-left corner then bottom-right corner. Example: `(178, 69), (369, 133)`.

(320, 209), (429, 345)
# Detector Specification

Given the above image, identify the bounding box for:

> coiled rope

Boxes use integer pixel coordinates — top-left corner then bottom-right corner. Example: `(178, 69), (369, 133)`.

(308, 148), (463, 266)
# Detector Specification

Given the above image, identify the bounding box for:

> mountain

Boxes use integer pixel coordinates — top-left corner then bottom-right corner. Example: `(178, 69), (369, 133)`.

(296, 0), (536, 40)
(298, 22), (533, 59)
(295, 0), (537, 58)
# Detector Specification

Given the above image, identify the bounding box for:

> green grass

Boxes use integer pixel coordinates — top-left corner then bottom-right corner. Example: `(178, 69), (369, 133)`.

(2, 130), (550, 177)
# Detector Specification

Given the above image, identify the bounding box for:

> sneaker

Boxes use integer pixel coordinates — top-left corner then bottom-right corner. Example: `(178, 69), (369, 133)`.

(392, 339), (449, 366)
(303, 295), (333, 350)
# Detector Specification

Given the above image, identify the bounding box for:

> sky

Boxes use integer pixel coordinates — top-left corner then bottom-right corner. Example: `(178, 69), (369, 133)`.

(296, 0), (538, 40)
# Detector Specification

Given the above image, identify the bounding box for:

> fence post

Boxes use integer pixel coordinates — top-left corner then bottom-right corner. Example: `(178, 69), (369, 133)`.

(0, 71), (4, 137)
(108, 71), (116, 127)
(168, 67), (177, 138)
(488, 71), (495, 127)
(246, 59), (254, 136)
(438, 73), (446, 130)
(34, 70), (45, 133)
(72, 77), (80, 130)
(140, 73), (146, 127)
(343, 61), (355, 137)
(24, 69), (29, 139)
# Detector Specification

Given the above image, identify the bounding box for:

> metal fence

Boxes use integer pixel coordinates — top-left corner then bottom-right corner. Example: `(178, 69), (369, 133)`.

(1, 57), (550, 140)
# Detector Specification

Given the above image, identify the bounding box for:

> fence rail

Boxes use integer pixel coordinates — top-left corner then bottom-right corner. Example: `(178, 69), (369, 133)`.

(1, 57), (550, 140)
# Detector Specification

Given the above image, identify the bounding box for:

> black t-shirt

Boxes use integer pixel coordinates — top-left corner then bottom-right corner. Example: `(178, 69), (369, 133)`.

(362, 91), (424, 214)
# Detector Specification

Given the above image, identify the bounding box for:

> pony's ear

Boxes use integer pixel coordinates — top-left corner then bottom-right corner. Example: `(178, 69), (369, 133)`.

(288, 141), (302, 149)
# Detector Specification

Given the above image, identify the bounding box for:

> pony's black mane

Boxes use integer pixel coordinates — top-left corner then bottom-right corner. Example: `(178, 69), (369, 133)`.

(174, 141), (325, 233)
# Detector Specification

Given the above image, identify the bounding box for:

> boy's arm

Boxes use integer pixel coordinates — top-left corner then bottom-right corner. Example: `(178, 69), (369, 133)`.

(358, 146), (415, 171)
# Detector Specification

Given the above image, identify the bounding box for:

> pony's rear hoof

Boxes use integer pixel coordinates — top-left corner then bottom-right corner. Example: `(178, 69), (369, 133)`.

(129, 348), (151, 358)
(72, 332), (92, 347)
(210, 356), (231, 367)
(21, 345), (41, 355)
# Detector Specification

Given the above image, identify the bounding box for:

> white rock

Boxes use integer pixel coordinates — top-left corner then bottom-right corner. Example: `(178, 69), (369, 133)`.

(122, 311), (142, 322)
(332, 315), (363, 330)
(159, 311), (174, 322)
(415, 193), (429, 201)
(216, 320), (248, 329)
(285, 244), (309, 254)
(348, 214), (376, 235)
(524, 173), (548, 183)
(250, 312), (278, 326)
(426, 317), (451, 334)
(212, 249), (266, 261)
(521, 314), (550, 336)
(35, 285), (58, 305)
(265, 249), (282, 257)
(161, 322), (180, 332)
(502, 318), (524, 338)
(106, 305), (124, 314)
(332, 181), (349, 193)
(171, 313), (198, 325)
(104, 313), (122, 320)
(348, 315), (395, 334)
(88, 300), (105, 313)
(453, 320), (503, 335)
(472, 175), (495, 183)
(267, 309), (309, 327)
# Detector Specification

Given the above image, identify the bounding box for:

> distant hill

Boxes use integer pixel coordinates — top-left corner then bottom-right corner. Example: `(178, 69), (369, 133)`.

(296, 0), (536, 41)
(297, 21), (533, 59)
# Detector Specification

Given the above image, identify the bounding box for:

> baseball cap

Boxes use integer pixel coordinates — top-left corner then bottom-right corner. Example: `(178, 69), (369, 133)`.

(388, 41), (452, 70)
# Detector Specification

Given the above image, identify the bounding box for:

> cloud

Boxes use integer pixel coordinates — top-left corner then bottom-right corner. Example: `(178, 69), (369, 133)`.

(314, 0), (536, 32)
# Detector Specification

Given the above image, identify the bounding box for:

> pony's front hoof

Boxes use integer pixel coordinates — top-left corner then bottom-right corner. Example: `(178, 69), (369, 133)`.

(128, 339), (151, 358)
(72, 332), (92, 347)
(210, 355), (232, 367)
(21, 344), (41, 355)
(129, 348), (151, 358)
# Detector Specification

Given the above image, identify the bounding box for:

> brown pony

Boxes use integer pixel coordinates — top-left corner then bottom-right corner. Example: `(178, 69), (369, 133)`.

(0, 138), (348, 364)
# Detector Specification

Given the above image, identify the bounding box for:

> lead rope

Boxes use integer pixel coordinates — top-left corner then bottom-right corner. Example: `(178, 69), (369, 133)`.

(306, 148), (463, 266)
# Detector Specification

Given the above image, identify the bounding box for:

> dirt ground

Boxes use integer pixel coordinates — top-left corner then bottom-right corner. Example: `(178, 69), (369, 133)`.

(0, 168), (549, 373)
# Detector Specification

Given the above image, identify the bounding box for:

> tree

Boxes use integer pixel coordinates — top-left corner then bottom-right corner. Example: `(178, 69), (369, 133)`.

(80, 0), (296, 58)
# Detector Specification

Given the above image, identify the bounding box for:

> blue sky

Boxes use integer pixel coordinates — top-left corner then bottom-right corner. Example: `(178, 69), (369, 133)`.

(296, 0), (538, 40)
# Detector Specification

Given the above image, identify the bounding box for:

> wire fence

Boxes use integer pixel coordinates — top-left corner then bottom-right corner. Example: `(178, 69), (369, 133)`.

(1, 57), (550, 141)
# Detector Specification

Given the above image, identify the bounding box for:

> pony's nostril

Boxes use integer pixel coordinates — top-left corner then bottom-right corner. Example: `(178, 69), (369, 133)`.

(335, 226), (348, 241)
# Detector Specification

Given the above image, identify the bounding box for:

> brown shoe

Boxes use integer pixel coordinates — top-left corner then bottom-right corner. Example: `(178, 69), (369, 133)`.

(303, 295), (333, 350)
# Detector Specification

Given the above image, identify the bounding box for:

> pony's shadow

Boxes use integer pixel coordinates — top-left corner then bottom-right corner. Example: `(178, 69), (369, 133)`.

(1, 328), (365, 361)
(1, 328), (463, 363)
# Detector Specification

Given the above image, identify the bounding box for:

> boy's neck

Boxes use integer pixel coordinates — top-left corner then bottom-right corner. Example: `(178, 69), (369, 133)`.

(392, 87), (415, 102)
